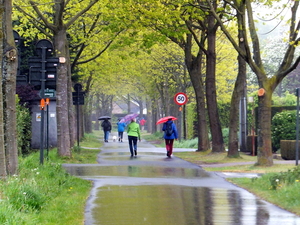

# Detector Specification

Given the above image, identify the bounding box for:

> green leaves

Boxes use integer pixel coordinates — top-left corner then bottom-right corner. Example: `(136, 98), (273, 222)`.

(271, 110), (297, 149)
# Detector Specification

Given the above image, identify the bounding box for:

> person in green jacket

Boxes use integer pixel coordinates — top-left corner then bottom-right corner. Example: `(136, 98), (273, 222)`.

(127, 118), (141, 157)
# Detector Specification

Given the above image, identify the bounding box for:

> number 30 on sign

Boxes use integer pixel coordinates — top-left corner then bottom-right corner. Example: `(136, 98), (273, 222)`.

(174, 92), (188, 105)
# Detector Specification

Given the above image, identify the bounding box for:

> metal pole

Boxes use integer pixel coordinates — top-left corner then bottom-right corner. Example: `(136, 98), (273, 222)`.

(178, 107), (182, 140)
(296, 88), (299, 166)
(46, 103), (49, 159)
(40, 47), (47, 164)
(239, 97), (247, 151)
(183, 104), (186, 140)
(77, 104), (80, 148)
(252, 102), (255, 156)
(77, 88), (80, 148)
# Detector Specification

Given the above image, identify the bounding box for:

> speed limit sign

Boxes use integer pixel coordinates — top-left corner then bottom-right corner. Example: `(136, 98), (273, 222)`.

(174, 92), (188, 105)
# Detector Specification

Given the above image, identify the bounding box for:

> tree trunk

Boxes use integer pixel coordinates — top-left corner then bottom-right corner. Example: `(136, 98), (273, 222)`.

(84, 92), (93, 133)
(151, 98), (158, 133)
(0, 1), (7, 178)
(228, 5), (247, 157)
(94, 93), (101, 130)
(206, 13), (224, 153)
(83, 73), (93, 133)
(53, 28), (71, 157)
(66, 45), (76, 147)
(256, 88), (273, 166)
(228, 56), (246, 156)
(145, 98), (152, 133)
(184, 34), (210, 151)
(3, 0), (18, 174)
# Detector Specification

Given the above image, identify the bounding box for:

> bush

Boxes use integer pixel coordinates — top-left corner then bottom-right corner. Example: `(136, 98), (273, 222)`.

(16, 97), (32, 156)
(271, 110), (297, 150)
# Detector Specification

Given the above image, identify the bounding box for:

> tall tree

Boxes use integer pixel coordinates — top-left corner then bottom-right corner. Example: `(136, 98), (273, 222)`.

(2, 0), (18, 174)
(0, 0), (7, 178)
(227, 0), (247, 157)
(15, 0), (101, 157)
(208, 0), (300, 165)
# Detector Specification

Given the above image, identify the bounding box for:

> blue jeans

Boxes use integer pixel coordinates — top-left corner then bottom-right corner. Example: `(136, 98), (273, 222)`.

(104, 131), (110, 142)
(128, 136), (138, 155)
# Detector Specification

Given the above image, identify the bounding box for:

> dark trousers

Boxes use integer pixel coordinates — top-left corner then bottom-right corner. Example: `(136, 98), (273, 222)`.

(165, 139), (174, 155)
(118, 131), (124, 140)
(128, 136), (138, 155)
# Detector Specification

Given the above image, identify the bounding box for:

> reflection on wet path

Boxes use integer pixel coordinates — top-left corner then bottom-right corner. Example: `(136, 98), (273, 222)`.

(88, 185), (299, 225)
(64, 140), (300, 225)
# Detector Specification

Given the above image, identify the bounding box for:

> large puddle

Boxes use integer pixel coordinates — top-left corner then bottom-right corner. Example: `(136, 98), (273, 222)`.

(64, 145), (300, 225)
(84, 184), (300, 225)
(65, 165), (210, 178)
(65, 163), (300, 225)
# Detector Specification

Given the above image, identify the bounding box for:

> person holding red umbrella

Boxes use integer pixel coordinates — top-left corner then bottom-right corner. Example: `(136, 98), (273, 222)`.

(162, 118), (178, 158)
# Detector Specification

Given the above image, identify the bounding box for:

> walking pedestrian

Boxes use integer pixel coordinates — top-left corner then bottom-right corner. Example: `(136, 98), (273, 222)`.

(101, 118), (111, 142)
(127, 118), (141, 157)
(162, 118), (178, 158)
(117, 119), (126, 142)
(139, 118), (146, 131)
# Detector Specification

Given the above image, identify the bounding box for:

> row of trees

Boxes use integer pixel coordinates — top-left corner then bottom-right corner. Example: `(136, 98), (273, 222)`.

(0, 0), (298, 178)
(108, 0), (299, 166)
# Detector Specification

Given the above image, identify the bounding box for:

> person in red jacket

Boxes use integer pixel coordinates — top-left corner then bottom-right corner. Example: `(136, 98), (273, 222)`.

(139, 118), (146, 131)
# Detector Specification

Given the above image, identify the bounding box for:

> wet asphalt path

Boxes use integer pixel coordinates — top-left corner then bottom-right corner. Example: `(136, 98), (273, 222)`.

(63, 134), (300, 225)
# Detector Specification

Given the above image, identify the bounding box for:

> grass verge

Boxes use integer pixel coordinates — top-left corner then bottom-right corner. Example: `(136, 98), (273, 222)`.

(0, 131), (102, 224)
(0, 153), (92, 225)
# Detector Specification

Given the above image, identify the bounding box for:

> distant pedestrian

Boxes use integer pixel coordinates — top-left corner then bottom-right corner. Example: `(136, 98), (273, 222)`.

(139, 118), (146, 131)
(162, 118), (178, 158)
(127, 118), (141, 157)
(101, 118), (111, 142)
(117, 119), (126, 142)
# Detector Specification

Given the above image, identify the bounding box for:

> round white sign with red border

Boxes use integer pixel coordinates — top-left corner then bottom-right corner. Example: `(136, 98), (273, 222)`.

(174, 92), (188, 105)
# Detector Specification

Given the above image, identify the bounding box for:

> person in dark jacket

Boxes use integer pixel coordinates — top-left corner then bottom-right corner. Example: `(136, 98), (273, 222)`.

(101, 119), (111, 142)
(162, 119), (178, 158)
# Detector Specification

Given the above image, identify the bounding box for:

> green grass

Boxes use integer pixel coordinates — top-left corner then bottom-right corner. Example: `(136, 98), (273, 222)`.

(0, 131), (103, 225)
(47, 131), (103, 164)
(173, 151), (296, 173)
(0, 153), (92, 224)
(229, 174), (300, 216)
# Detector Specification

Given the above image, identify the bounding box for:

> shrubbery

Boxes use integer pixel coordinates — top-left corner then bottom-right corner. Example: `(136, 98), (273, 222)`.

(266, 166), (300, 190)
(271, 110), (297, 150)
(16, 96), (32, 155)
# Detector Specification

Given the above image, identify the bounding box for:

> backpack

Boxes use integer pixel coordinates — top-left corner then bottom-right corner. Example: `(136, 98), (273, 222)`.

(165, 122), (173, 136)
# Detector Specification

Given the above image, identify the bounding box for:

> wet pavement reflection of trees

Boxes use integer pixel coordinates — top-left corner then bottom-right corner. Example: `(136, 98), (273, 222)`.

(64, 141), (300, 225)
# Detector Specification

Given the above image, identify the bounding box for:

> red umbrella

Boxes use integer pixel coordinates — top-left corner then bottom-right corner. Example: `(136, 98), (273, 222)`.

(156, 116), (177, 125)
